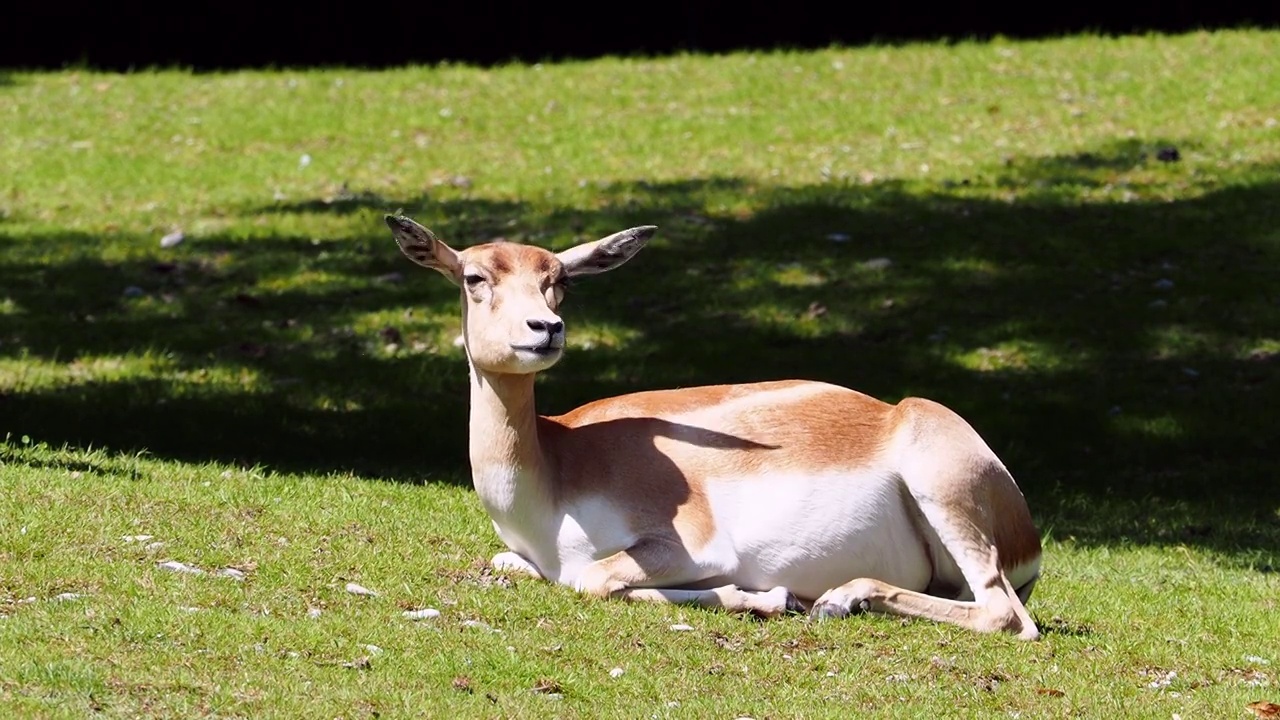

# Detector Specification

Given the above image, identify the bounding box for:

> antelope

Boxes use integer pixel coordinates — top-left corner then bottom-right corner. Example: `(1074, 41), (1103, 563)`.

(385, 214), (1043, 640)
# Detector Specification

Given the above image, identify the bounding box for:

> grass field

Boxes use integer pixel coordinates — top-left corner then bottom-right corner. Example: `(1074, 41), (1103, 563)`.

(3, 29), (1280, 718)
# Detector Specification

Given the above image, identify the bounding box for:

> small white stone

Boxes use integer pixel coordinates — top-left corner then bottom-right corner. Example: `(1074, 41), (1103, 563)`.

(363, 644), (383, 656)
(144, 542), (165, 552)
(307, 607), (322, 619)
(122, 534), (154, 543)
(609, 667), (625, 678)
(53, 593), (83, 602)
(669, 623), (694, 632)
(178, 606), (201, 613)
(462, 619), (499, 633)
(345, 582), (378, 597)
(403, 608), (441, 621)
(159, 231), (185, 248)
(299, 154), (312, 168)
(1244, 655), (1270, 665)
(862, 257), (893, 271)
(216, 568), (246, 581)
(157, 560), (204, 575)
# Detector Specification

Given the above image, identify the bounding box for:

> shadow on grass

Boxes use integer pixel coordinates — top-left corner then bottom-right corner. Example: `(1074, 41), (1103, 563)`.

(995, 138), (1202, 188)
(2, 140), (1278, 567)
(1034, 615), (1096, 638)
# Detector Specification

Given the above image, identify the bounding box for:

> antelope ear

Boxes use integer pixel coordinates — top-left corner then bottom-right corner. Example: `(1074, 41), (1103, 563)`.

(556, 226), (657, 278)
(385, 214), (463, 285)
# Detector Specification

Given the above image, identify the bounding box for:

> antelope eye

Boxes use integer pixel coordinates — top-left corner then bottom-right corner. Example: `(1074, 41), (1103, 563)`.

(463, 273), (485, 287)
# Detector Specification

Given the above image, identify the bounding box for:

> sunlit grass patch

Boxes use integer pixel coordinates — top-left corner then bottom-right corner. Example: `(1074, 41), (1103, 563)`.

(949, 339), (1088, 373)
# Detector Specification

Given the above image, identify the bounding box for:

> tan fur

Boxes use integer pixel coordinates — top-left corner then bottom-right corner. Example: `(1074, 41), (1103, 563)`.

(385, 214), (1045, 639)
(891, 398), (1043, 573)
(538, 416), (719, 551)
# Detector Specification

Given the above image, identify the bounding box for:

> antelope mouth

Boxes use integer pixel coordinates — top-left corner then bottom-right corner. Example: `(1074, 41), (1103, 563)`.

(511, 342), (563, 357)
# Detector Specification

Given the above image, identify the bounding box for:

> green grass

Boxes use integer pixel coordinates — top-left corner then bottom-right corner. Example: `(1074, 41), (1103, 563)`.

(3, 29), (1280, 718)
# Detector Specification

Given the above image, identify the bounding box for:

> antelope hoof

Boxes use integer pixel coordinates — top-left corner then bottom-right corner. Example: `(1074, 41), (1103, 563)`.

(810, 598), (872, 620)
(811, 582), (875, 620)
(752, 586), (805, 619)
(811, 601), (849, 620)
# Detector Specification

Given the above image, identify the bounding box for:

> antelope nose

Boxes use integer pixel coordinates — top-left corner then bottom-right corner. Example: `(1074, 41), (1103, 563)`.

(527, 318), (564, 335)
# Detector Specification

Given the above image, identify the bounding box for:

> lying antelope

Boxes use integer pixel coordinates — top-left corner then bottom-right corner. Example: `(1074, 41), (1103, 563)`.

(385, 214), (1043, 640)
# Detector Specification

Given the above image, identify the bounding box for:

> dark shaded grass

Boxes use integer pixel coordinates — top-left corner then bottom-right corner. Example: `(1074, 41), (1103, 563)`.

(3, 140), (1278, 571)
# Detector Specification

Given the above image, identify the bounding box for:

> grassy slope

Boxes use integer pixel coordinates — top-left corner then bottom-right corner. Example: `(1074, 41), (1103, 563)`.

(2, 30), (1279, 718)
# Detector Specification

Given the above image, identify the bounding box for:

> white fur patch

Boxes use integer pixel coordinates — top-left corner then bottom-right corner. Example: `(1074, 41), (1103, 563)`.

(701, 470), (933, 599)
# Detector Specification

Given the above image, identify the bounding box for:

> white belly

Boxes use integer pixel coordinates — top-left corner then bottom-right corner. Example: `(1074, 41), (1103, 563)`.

(701, 471), (933, 600)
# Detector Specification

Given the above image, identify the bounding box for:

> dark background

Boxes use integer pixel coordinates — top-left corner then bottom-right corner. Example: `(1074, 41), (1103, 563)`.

(3, 1), (1278, 71)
